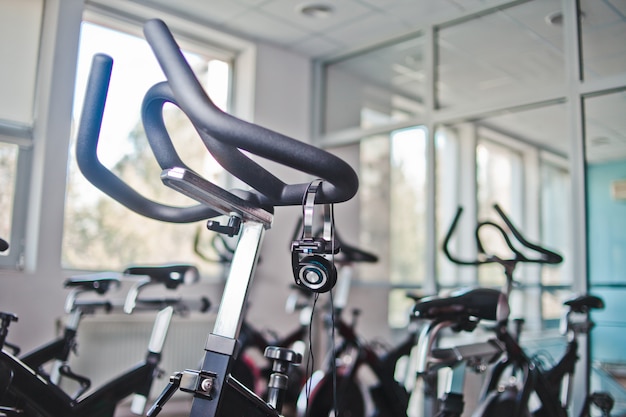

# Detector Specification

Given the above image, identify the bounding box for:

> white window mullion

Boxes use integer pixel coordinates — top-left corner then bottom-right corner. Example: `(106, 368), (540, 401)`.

(24, 0), (83, 272)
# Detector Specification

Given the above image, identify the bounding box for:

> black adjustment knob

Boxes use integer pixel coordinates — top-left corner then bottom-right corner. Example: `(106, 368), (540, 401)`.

(264, 346), (302, 370)
(263, 346), (302, 412)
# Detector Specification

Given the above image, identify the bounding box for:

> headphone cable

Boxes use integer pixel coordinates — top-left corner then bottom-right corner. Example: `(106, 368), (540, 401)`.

(329, 203), (339, 417)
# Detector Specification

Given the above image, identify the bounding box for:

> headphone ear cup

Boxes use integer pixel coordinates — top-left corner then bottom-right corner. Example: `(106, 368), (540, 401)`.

(292, 255), (337, 293)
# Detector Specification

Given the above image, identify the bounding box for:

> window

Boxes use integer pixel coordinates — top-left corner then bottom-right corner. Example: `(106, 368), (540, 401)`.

(435, 0), (565, 111)
(0, 0), (42, 124)
(359, 127), (428, 328)
(540, 156), (572, 320)
(0, 0), (43, 268)
(0, 142), (18, 254)
(323, 35), (426, 135)
(62, 19), (233, 274)
(476, 138), (523, 287)
(579, 0), (626, 80)
(389, 127), (428, 288)
(316, 0), (626, 396)
(318, 0), (619, 334)
(435, 126), (464, 289)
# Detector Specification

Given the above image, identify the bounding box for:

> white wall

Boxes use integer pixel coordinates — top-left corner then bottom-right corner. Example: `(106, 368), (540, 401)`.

(245, 41), (312, 327)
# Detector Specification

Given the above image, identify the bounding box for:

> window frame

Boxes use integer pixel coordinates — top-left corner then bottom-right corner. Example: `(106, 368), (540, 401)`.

(0, 0), (255, 273)
(0, 125), (32, 269)
(313, 0), (612, 333)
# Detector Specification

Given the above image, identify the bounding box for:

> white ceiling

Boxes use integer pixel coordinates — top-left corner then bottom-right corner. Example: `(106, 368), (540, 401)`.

(134, 0), (503, 58)
(132, 0), (625, 162)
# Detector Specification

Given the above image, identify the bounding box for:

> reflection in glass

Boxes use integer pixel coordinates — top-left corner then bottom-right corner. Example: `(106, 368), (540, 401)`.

(580, 0), (626, 80)
(323, 35), (425, 134)
(436, 0), (564, 110)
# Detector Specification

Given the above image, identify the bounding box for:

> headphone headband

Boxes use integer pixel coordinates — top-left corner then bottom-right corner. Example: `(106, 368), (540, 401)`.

(291, 179), (338, 293)
(301, 179), (333, 249)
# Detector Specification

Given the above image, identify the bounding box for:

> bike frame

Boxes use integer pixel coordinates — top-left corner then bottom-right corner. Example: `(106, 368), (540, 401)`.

(0, 305), (173, 417)
(75, 16), (359, 417)
(150, 170), (278, 417)
(297, 251), (414, 417)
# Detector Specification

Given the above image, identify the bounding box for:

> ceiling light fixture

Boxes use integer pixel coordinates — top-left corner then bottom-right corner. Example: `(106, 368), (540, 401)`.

(298, 3), (334, 18)
(591, 136), (611, 146)
(545, 10), (585, 26)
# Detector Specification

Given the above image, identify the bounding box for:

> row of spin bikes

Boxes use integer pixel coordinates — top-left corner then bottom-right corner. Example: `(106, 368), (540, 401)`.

(0, 203), (617, 417)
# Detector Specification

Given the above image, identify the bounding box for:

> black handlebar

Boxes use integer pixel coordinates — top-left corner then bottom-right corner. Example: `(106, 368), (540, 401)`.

(442, 204), (563, 268)
(76, 19), (358, 223)
(492, 204), (563, 264)
(75, 54), (219, 223)
(142, 18), (358, 206)
(442, 207), (476, 266)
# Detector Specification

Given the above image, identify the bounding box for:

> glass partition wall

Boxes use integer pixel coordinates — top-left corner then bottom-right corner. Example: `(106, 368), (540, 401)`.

(583, 89), (626, 408)
(315, 0), (626, 412)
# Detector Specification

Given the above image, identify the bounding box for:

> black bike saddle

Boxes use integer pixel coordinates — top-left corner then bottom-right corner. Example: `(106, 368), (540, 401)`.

(64, 273), (121, 295)
(412, 287), (510, 323)
(124, 264), (200, 289)
(564, 294), (604, 313)
(335, 240), (378, 264)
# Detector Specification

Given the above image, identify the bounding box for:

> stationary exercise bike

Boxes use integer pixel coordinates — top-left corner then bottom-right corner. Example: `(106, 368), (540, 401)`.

(19, 273), (122, 396)
(441, 204), (611, 417)
(198, 232), (313, 416)
(471, 293), (608, 417)
(296, 233), (417, 417)
(74, 17), (358, 417)
(410, 286), (511, 417)
(0, 263), (208, 417)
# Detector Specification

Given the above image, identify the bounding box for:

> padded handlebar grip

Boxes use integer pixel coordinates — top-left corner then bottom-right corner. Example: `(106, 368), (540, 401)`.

(142, 18), (358, 206)
(492, 204), (563, 264)
(75, 54), (221, 222)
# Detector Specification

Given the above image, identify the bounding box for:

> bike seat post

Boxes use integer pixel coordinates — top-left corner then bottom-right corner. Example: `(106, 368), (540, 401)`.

(47, 309), (83, 385)
(513, 318), (525, 343)
(439, 365), (466, 417)
(64, 288), (84, 315)
(186, 220), (267, 416)
(130, 305), (175, 415)
(412, 319), (450, 416)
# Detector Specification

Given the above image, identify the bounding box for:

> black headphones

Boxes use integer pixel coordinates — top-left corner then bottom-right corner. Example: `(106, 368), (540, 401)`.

(291, 180), (339, 293)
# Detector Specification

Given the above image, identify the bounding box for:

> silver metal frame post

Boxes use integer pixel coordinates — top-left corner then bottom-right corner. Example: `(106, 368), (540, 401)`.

(213, 221), (265, 339)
